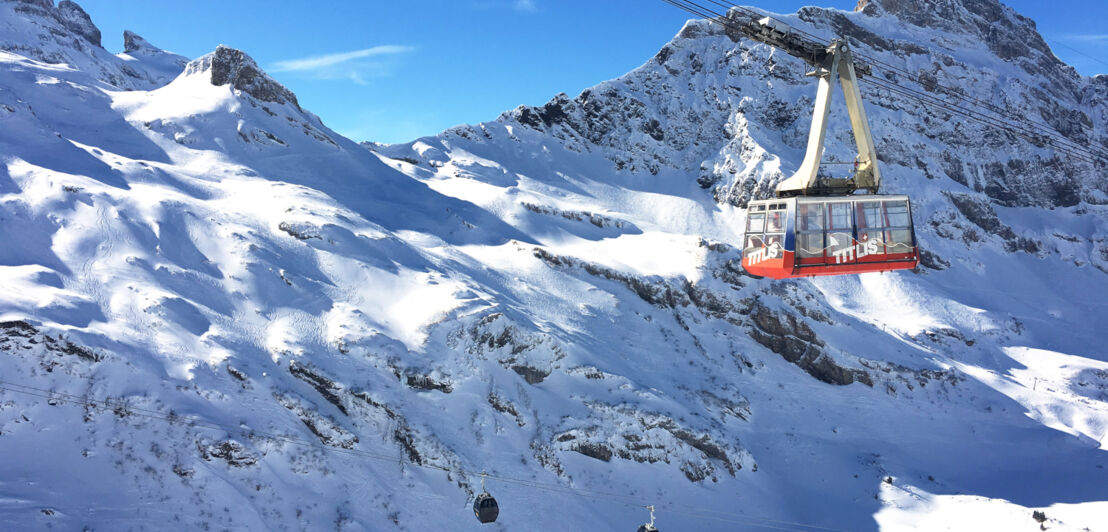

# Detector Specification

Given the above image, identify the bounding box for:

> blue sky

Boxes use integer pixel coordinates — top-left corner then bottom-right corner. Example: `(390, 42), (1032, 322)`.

(77, 0), (1108, 144)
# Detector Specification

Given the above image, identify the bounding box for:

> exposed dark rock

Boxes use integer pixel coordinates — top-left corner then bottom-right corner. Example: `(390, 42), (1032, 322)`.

(643, 118), (665, 141)
(185, 46), (300, 109)
(488, 393), (525, 426)
(122, 30), (147, 53)
(521, 202), (629, 229)
(289, 361), (348, 415)
(654, 45), (673, 64)
(1, 320), (102, 363)
(226, 364), (248, 382)
(510, 364), (550, 384)
(56, 1), (100, 47)
(393, 425), (423, 464)
(198, 439), (257, 467)
(572, 441), (613, 462)
(278, 222), (320, 241)
(453, 312), (563, 385)
(0, 320), (37, 337)
(60, 340), (99, 362)
(855, 0), (1048, 61)
(946, 192), (1041, 253)
(669, 428), (729, 463)
(535, 248), (741, 321)
(751, 305), (823, 346)
(750, 305), (871, 386)
(172, 464), (194, 478)
(405, 373), (453, 393)
(918, 249), (950, 270)
(516, 93), (572, 129)
(681, 461), (712, 482)
(700, 391), (752, 421)
(275, 392), (358, 448)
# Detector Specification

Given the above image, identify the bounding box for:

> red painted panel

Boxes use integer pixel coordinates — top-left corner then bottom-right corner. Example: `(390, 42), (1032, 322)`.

(744, 249), (919, 279)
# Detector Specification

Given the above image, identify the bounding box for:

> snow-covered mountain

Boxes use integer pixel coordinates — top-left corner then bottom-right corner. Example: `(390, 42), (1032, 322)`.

(1, 0), (1107, 530)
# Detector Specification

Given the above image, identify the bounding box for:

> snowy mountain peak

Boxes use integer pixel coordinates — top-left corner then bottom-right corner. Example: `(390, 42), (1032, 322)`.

(116, 30), (187, 86)
(54, 0), (99, 47)
(184, 45), (300, 109)
(1, 0), (185, 89)
(854, 0), (1049, 61)
(122, 29), (154, 53)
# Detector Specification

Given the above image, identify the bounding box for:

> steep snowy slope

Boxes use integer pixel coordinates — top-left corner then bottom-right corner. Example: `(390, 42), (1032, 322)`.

(2, 0), (1107, 530)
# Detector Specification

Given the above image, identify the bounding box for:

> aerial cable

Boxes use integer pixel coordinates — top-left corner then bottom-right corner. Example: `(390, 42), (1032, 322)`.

(694, 0), (1108, 162)
(848, 49), (1108, 161)
(657, 0), (1108, 166)
(0, 379), (848, 532)
(859, 75), (1100, 163)
(699, 0), (1108, 159)
(662, 0), (1108, 164)
(1042, 36), (1108, 70)
(862, 77), (1101, 166)
(859, 75), (1102, 165)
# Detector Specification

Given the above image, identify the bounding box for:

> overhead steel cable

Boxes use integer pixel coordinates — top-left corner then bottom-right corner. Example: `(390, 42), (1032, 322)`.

(858, 76), (1100, 165)
(663, 0), (1108, 166)
(843, 44), (1108, 152)
(0, 379), (849, 532)
(695, 0), (1108, 161)
(858, 75), (1102, 165)
(658, 0), (1108, 166)
(689, 0), (1108, 163)
(846, 49), (1108, 161)
(659, 0), (718, 21)
(1043, 36), (1108, 71)
(676, 0), (1108, 165)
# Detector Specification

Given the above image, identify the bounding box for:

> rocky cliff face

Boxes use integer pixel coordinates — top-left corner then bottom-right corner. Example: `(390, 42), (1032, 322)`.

(498, 0), (1105, 211)
(0, 0), (186, 89)
(185, 45), (301, 109)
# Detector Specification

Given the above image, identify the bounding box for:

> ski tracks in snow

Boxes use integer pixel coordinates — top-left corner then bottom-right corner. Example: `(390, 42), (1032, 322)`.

(957, 347), (1108, 449)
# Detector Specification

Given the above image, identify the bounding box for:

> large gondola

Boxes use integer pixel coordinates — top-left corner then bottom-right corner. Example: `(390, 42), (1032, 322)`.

(737, 20), (921, 279)
(742, 195), (918, 279)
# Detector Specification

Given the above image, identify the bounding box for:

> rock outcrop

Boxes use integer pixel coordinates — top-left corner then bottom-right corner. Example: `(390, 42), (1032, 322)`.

(185, 46), (301, 109)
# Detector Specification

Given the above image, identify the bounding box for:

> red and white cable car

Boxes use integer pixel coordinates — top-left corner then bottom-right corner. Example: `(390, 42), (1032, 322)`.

(737, 24), (920, 278)
(742, 195), (917, 279)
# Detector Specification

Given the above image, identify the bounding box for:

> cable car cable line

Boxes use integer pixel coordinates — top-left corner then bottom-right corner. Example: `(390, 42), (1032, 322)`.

(0, 379), (850, 532)
(681, 0), (1108, 163)
(857, 76), (1103, 165)
(659, 0), (1108, 166)
(1041, 36), (1108, 70)
(858, 75), (1103, 165)
(849, 55), (1108, 163)
(844, 48), (1108, 160)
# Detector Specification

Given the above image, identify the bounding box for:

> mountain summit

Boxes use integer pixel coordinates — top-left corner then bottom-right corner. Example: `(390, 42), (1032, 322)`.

(185, 45), (301, 109)
(0, 0), (187, 89)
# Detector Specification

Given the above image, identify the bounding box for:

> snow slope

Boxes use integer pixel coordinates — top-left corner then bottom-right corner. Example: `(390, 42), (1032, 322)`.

(1, 0), (1107, 530)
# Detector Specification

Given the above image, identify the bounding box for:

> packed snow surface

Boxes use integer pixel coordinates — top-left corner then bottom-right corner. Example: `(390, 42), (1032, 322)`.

(1, 0), (1107, 530)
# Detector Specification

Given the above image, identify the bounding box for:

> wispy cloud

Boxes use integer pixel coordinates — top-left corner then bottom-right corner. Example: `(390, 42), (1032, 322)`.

(472, 0), (538, 13)
(272, 45), (414, 73)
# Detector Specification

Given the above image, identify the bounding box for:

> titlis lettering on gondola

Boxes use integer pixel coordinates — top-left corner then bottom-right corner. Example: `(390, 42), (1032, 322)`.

(832, 237), (880, 264)
(746, 241), (782, 265)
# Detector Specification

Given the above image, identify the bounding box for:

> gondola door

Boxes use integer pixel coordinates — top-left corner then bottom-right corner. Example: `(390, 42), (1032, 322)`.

(825, 200), (857, 266)
(741, 200), (794, 279)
